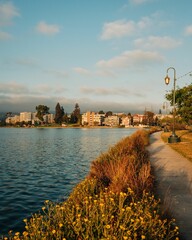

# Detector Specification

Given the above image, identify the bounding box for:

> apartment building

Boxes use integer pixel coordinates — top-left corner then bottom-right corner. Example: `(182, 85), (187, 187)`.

(82, 112), (105, 126)
(5, 112), (55, 125)
(20, 112), (32, 122)
(5, 115), (20, 124)
(43, 114), (54, 124)
(104, 115), (120, 126)
(121, 116), (132, 127)
(132, 114), (145, 125)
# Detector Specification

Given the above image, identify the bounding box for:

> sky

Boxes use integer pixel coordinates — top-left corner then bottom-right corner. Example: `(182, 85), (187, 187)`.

(0, 0), (192, 114)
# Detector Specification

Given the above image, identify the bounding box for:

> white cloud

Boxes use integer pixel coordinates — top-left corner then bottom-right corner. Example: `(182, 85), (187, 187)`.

(80, 87), (144, 97)
(73, 67), (90, 75)
(185, 25), (192, 35)
(0, 81), (66, 97)
(100, 17), (153, 40)
(33, 84), (66, 95)
(96, 50), (164, 69)
(36, 21), (60, 35)
(101, 20), (136, 40)
(134, 36), (182, 49)
(0, 30), (12, 40)
(0, 82), (29, 94)
(0, 2), (20, 26)
(137, 17), (152, 29)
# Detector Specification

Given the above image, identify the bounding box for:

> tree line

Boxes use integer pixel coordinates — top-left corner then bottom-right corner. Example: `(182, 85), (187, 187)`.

(36, 102), (81, 124)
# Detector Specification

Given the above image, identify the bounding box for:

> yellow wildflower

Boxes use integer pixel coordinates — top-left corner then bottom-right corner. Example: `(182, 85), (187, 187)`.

(120, 225), (126, 230)
(59, 223), (63, 228)
(23, 231), (28, 236)
(84, 218), (88, 222)
(52, 229), (56, 234)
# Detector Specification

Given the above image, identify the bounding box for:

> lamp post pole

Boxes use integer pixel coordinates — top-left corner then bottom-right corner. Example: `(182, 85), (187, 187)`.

(164, 67), (180, 143)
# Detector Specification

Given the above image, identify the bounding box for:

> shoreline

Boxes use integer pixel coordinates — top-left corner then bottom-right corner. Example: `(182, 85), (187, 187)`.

(0, 125), (149, 129)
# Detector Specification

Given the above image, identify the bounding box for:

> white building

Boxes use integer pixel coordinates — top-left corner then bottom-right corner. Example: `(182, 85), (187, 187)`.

(104, 115), (120, 126)
(43, 114), (54, 123)
(121, 116), (132, 127)
(5, 115), (20, 124)
(20, 112), (32, 122)
(82, 112), (105, 126)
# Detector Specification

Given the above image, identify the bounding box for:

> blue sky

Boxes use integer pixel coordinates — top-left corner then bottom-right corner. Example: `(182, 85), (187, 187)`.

(0, 0), (192, 114)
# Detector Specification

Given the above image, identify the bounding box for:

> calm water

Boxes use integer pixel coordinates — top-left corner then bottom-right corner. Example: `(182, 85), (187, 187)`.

(0, 127), (136, 234)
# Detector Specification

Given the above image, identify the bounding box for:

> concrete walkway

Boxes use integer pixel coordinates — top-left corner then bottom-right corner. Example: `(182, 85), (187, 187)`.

(148, 131), (192, 240)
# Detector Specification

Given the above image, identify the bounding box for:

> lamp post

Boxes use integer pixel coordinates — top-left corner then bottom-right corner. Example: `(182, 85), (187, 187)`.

(164, 67), (180, 143)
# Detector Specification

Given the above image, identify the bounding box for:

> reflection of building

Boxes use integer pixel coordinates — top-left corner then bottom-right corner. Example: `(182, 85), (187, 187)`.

(82, 112), (105, 126)
(104, 115), (120, 126)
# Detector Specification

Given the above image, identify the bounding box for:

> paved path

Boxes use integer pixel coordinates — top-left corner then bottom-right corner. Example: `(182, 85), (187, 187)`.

(148, 131), (192, 240)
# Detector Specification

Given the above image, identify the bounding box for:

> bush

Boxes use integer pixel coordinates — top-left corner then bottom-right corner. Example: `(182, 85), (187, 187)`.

(89, 130), (153, 196)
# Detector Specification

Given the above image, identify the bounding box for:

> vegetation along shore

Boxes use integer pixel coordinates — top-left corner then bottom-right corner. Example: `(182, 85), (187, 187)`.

(1, 129), (180, 240)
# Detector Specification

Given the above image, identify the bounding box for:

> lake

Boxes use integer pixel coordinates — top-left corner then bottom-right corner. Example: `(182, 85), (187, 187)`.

(0, 127), (137, 235)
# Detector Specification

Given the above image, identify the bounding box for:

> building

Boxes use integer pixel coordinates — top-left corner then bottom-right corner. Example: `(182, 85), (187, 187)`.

(121, 116), (132, 127)
(104, 115), (120, 126)
(5, 115), (20, 124)
(20, 112), (32, 122)
(43, 113), (55, 124)
(132, 114), (145, 125)
(82, 112), (105, 126)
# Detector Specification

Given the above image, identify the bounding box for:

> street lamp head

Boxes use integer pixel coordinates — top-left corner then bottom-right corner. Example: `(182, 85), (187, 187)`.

(165, 75), (170, 85)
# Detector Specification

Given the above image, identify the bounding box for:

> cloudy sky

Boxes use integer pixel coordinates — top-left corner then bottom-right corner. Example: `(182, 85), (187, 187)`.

(0, 0), (192, 114)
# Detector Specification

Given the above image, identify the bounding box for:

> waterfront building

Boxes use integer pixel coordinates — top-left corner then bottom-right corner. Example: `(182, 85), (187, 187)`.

(121, 116), (132, 127)
(20, 112), (32, 122)
(5, 115), (20, 124)
(104, 115), (120, 126)
(132, 114), (145, 125)
(82, 112), (105, 126)
(43, 114), (55, 124)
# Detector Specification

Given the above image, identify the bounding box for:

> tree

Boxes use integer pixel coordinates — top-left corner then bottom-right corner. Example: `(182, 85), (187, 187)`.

(165, 83), (192, 124)
(98, 110), (105, 114)
(36, 105), (49, 121)
(54, 102), (64, 124)
(63, 113), (69, 124)
(143, 111), (155, 125)
(70, 103), (81, 124)
(105, 111), (113, 117)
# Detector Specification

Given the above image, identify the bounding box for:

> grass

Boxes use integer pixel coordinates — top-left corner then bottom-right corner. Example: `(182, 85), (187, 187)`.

(161, 130), (192, 162)
(1, 130), (180, 240)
